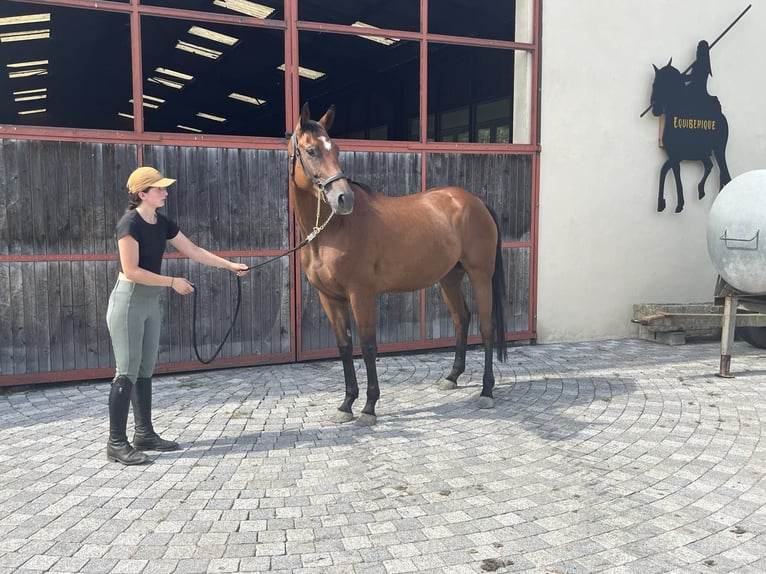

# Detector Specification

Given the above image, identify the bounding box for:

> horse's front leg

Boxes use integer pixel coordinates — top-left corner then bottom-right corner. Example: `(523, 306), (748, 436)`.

(698, 156), (713, 199)
(350, 291), (379, 426)
(671, 163), (684, 213)
(318, 292), (358, 423)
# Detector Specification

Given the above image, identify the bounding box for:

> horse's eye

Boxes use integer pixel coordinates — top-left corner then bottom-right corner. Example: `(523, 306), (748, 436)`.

(305, 146), (317, 158)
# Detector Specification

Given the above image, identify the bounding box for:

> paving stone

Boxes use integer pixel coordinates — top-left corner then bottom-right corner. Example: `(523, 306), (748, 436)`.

(2, 339), (766, 572)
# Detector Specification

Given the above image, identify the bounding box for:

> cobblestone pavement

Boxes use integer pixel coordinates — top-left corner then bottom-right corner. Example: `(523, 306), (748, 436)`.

(2, 338), (766, 574)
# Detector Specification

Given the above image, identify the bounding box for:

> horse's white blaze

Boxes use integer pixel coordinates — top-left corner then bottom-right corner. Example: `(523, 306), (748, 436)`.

(319, 136), (332, 151)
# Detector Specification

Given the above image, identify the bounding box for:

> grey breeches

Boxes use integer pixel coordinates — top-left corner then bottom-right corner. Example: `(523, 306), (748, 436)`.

(106, 280), (163, 382)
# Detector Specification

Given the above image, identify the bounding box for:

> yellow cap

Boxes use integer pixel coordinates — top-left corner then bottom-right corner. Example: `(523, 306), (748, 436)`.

(126, 166), (176, 193)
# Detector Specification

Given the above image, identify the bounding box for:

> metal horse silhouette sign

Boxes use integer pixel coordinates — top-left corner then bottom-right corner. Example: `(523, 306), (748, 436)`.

(644, 5), (750, 214)
(650, 41), (731, 213)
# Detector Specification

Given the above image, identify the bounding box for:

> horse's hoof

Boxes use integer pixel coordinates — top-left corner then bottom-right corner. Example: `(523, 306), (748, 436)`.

(698, 190), (706, 200)
(331, 410), (354, 424)
(438, 379), (458, 391)
(675, 205), (684, 213)
(657, 202), (666, 212)
(356, 413), (377, 426)
(477, 396), (495, 409)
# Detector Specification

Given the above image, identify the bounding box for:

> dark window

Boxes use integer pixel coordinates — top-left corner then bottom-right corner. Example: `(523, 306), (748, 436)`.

(141, 0), (284, 20)
(429, 0), (517, 41)
(298, 31), (419, 141)
(139, 15), (285, 137)
(1, 1), (532, 143)
(0, 3), (131, 130)
(428, 44), (517, 143)
(297, 0), (419, 32)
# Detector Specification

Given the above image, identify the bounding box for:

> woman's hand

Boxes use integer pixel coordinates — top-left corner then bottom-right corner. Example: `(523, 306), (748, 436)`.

(171, 277), (195, 295)
(229, 262), (249, 277)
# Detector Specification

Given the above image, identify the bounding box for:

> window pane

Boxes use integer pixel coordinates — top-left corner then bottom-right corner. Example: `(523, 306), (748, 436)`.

(428, 44), (525, 143)
(477, 98), (511, 124)
(140, 15), (285, 137)
(141, 0), (284, 20)
(298, 31), (419, 141)
(441, 108), (469, 131)
(429, 0), (516, 42)
(0, 2), (131, 129)
(297, 0), (419, 32)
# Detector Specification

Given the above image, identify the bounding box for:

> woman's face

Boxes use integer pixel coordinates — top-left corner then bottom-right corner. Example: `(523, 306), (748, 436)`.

(139, 186), (169, 209)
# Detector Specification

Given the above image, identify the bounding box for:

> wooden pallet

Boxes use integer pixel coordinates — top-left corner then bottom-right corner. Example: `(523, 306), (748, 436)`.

(632, 302), (766, 346)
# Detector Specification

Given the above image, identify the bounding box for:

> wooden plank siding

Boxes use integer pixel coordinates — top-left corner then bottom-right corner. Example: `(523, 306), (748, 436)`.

(142, 146), (293, 368)
(424, 153), (533, 341)
(1, 140), (534, 387)
(0, 138), (139, 383)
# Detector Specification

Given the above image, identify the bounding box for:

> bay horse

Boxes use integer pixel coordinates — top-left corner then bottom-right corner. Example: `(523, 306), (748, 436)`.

(289, 103), (507, 426)
(650, 59), (731, 213)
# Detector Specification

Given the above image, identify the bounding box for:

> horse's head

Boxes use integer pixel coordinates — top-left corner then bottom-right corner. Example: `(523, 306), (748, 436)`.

(289, 103), (354, 215)
(650, 58), (683, 117)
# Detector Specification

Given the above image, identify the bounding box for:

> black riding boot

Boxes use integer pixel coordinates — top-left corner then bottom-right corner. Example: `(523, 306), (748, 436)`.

(131, 377), (180, 451)
(107, 376), (148, 465)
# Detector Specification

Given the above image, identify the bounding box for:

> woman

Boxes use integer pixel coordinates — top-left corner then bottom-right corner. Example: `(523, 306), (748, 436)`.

(106, 166), (248, 465)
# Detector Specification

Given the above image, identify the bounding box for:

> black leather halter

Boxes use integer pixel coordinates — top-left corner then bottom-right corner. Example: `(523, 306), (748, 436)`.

(289, 131), (348, 202)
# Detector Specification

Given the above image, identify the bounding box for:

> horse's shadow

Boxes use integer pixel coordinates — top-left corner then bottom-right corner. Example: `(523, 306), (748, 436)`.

(386, 375), (638, 442)
(168, 373), (637, 460)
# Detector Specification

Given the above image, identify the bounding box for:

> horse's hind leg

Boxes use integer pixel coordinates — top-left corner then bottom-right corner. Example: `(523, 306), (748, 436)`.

(715, 144), (731, 189)
(349, 291), (380, 426)
(318, 292), (358, 423)
(698, 156), (713, 199)
(459, 267), (497, 409)
(716, 118), (732, 189)
(436, 265), (469, 390)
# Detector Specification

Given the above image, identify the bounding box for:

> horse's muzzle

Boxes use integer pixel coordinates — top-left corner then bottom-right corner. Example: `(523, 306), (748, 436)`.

(327, 182), (354, 215)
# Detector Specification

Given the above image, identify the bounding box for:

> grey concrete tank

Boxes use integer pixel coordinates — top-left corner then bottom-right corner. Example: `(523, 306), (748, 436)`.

(707, 169), (766, 294)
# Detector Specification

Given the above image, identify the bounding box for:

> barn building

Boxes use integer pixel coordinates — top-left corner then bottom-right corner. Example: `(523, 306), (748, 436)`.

(2, 0), (765, 386)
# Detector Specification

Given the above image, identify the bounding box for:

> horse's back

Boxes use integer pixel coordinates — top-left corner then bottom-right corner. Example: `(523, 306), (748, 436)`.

(424, 185), (496, 234)
(368, 184), (496, 235)
(370, 184), (492, 222)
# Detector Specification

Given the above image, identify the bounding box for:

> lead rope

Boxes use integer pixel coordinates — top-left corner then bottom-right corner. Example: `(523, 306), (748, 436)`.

(191, 189), (334, 364)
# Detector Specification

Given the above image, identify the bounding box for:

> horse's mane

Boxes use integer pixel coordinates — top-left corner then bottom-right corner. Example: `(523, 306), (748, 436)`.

(350, 180), (375, 194)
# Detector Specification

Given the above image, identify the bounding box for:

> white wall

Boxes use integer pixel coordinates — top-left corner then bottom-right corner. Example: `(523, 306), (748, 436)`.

(537, 1), (766, 342)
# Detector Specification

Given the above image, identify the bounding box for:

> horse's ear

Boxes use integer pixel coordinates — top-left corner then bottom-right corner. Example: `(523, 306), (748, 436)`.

(299, 102), (311, 130)
(653, 64), (659, 72)
(667, 57), (672, 66)
(319, 105), (336, 132)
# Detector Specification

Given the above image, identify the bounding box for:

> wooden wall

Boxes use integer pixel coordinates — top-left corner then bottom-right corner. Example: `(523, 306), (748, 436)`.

(1, 140), (137, 382)
(0, 139), (534, 387)
(143, 146), (292, 366)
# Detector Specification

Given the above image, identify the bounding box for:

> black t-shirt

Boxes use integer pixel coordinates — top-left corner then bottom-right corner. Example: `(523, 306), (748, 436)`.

(115, 210), (180, 274)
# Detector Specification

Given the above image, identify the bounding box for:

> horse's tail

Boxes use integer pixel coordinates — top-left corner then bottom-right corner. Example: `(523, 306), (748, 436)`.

(486, 204), (508, 362)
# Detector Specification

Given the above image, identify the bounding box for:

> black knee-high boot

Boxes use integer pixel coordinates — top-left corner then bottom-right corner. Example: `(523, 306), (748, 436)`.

(131, 377), (180, 451)
(107, 376), (148, 465)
